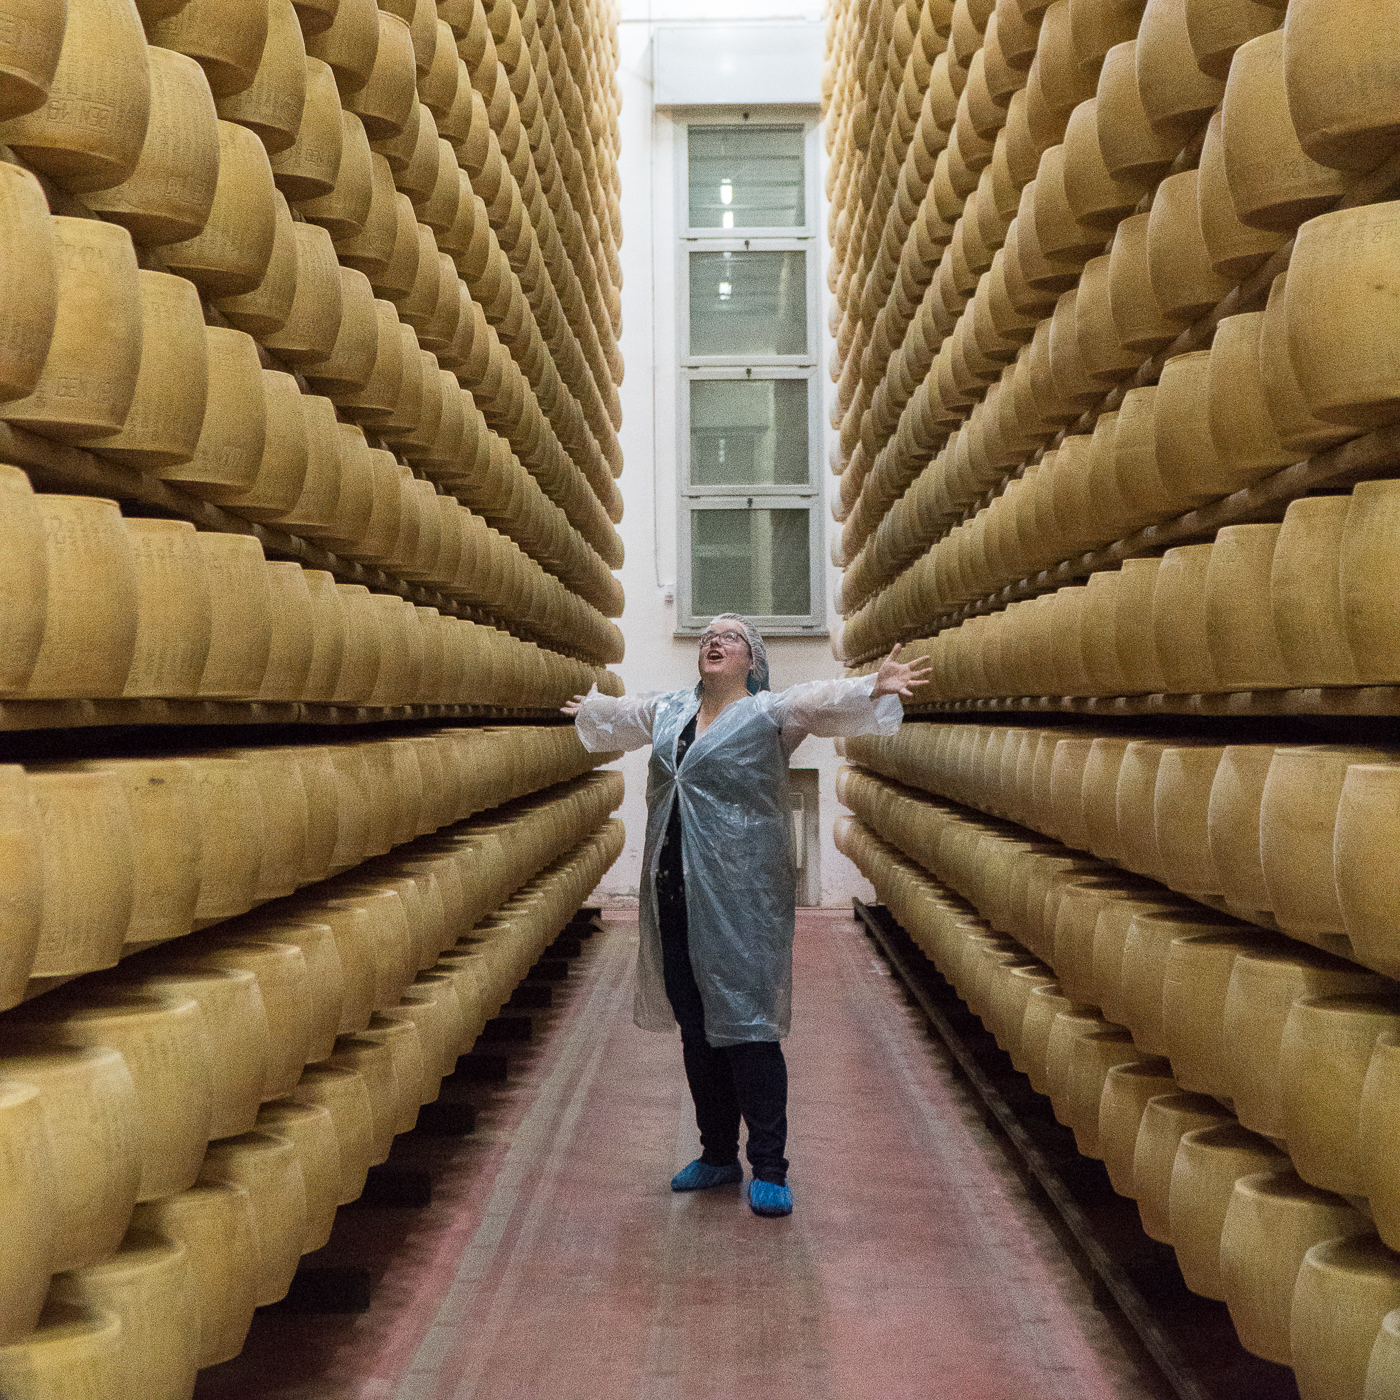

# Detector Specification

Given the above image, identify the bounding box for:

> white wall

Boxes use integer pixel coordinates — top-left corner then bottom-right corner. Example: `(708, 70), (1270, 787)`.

(587, 0), (876, 911)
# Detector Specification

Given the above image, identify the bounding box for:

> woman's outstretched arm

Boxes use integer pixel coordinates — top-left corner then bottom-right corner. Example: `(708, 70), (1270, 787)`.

(871, 645), (934, 699)
(773, 647), (933, 740)
(563, 687), (661, 753)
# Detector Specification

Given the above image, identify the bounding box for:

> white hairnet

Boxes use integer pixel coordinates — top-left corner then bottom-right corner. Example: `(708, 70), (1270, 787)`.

(712, 612), (770, 693)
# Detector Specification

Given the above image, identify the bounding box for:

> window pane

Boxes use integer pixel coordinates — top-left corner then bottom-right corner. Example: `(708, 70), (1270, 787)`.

(688, 125), (805, 229)
(690, 379), (809, 486)
(690, 251), (807, 356)
(691, 509), (811, 617)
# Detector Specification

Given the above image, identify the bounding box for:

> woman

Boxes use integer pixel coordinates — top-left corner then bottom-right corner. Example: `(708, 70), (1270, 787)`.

(563, 614), (930, 1217)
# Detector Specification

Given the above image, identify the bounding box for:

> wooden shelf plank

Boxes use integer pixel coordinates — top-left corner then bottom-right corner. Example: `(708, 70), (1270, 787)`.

(0, 698), (563, 735)
(903, 685), (1400, 719)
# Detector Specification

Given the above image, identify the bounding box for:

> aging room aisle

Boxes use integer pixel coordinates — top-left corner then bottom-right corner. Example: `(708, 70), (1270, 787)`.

(196, 909), (1170, 1400)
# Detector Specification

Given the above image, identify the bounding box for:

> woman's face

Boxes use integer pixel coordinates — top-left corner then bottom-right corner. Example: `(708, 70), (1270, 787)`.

(697, 625), (752, 687)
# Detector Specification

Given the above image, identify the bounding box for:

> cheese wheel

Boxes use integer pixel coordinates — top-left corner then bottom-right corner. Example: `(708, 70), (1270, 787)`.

(50, 1231), (199, 1399)
(84, 46), (219, 245)
(0, 164), (58, 404)
(145, 0), (269, 99)
(0, 1083), (55, 1344)
(214, 0), (305, 154)
(23, 495), (138, 700)
(85, 271), (208, 468)
(0, 0), (150, 192)
(0, 218), (141, 443)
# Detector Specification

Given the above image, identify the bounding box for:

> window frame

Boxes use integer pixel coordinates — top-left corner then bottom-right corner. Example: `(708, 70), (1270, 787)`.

(683, 496), (825, 635)
(680, 238), (819, 368)
(674, 113), (826, 637)
(679, 365), (821, 498)
(680, 119), (814, 241)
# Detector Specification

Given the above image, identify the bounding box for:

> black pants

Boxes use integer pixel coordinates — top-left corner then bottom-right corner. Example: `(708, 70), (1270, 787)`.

(655, 835), (789, 1186)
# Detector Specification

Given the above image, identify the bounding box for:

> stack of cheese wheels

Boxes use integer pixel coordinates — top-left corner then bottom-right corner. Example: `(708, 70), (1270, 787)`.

(0, 0), (634, 1383)
(0, 735), (624, 1380)
(0, 0), (628, 714)
(836, 684), (1400, 1394)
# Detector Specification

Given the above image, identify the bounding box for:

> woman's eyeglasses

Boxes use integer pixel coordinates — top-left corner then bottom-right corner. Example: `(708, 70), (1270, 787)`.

(697, 629), (749, 650)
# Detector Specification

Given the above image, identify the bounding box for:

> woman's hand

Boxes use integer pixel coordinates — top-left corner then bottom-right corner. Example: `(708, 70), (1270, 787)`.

(560, 694), (588, 716)
(871, 644), (933, 699)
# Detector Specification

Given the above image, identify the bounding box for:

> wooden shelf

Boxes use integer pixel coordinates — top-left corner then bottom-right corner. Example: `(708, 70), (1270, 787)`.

(907, 687), (1400, 719)
(0, 697), (564, 736)
(840, 150), (1400, 652)
(850, 766), (1398, 994)
(843, 421), (1400, 668)
(0, 424), (611, 667)
(941, 425), (1400, 631)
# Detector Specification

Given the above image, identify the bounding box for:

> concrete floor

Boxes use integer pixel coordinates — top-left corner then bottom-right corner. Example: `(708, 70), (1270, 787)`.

(196, 910), (1172, 1400)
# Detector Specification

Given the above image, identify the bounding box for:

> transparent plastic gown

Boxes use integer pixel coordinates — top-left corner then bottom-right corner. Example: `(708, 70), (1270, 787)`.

(574, 677), (903, 1045)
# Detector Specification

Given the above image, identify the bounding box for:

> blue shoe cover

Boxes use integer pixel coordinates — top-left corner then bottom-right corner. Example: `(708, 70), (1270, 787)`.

(670, 1158), (742, 1192)
(747, 1180), (793, 1216)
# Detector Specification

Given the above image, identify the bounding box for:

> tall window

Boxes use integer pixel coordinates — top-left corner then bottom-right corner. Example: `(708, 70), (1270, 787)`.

(677, 118), (824, 635)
